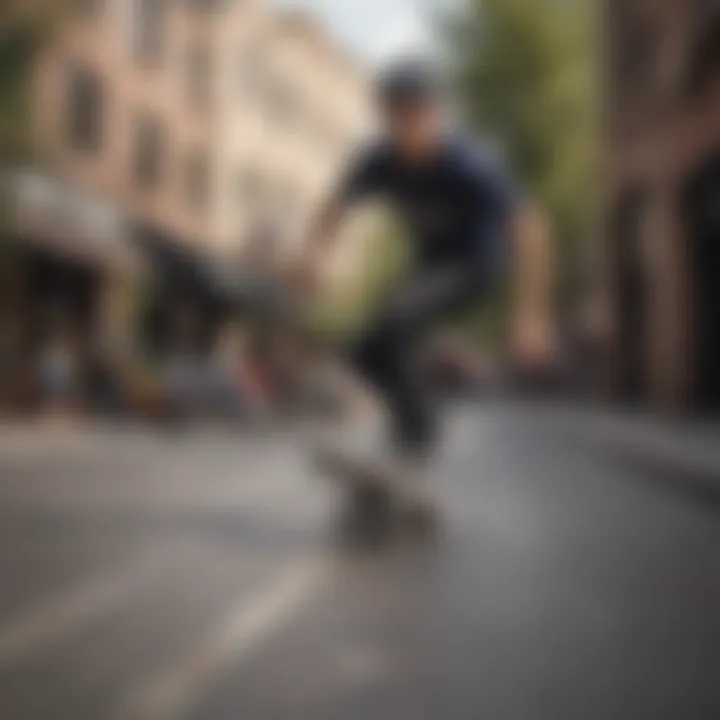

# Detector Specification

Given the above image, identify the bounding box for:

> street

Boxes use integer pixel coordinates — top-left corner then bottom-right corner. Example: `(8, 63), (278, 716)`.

(0, 405), (718, 720)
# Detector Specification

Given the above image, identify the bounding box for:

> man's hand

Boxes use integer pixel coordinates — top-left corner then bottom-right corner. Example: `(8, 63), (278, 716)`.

(285, 251), (321, 299)
(512, 312), (556, 370)
(286, 199), (346, 299)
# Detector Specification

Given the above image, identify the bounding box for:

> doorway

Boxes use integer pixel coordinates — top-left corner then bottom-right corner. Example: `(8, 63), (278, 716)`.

(610, 187), (649, 405)
(19, 246), (103, 408)
(682, 153), (720, 413)
(23, 248), (100, 348)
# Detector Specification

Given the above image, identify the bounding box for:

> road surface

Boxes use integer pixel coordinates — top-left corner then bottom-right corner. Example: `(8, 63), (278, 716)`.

(0, 405), (718, 720)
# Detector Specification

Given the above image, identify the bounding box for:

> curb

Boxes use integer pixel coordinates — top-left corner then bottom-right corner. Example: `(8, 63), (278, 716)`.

(568, 411), (720, 503)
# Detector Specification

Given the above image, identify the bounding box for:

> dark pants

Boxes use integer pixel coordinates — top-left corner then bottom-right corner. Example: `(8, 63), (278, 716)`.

(349, 262), (488, 455)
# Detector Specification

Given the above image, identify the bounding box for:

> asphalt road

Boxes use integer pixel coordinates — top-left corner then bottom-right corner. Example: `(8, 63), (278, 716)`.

(0, 406), (718, 720)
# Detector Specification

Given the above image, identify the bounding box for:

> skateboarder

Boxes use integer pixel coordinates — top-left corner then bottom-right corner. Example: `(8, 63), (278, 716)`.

(290, 58), (554, 513)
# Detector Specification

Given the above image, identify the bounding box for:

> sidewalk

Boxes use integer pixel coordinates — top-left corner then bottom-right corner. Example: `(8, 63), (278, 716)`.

(552, 404), (720, 498)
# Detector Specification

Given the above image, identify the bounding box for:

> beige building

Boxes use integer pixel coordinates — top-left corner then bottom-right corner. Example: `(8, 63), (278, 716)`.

(3, 0), (371, 409)
(215, 5), (373, 253)
(30, 0), (371, 253)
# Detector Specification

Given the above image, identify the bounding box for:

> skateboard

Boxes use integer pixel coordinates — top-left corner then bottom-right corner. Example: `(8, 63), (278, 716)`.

(312, 445), (438, 532)
(138, 230), (437, 532)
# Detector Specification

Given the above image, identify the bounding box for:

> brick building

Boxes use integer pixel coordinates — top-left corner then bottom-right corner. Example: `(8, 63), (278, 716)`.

(602, 0), (720, 414)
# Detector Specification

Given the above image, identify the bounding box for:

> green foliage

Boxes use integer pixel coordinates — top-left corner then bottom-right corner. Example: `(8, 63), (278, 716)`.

(0, 1), (75, 163)
(447, 0), (598, 338)
(1, 17), (38, 162)
(0, 24), (32, 254)
(0, 0), (76, 266)
(0, 29), (32, 161)
(451, 0), (596, 230)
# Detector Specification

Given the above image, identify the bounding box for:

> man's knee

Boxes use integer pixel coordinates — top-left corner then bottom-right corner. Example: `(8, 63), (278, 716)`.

(351, 325), (392, 374)
(349, 312), (411, 384)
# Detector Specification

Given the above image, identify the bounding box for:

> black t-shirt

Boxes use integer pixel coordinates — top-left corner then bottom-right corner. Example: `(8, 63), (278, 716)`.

(338, 135), (521, 267)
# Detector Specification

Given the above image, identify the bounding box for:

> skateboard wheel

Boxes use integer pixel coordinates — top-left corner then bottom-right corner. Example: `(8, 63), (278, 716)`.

(351, 484), (390, 511)
(404, 502), (439, 533)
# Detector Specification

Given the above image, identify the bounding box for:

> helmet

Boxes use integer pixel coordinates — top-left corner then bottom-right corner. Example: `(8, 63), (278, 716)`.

(375, 57), (442, 112)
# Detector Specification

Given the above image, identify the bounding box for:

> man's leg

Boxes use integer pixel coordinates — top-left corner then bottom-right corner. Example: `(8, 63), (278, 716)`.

(350, 264), (482, 457)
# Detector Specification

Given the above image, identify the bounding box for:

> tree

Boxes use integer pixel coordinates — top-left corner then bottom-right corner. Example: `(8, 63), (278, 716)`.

(445, 0), (598, 337)
(1, 1), (82, 165)
(0, 1), (70, 161)
(0, 1), (74, 259)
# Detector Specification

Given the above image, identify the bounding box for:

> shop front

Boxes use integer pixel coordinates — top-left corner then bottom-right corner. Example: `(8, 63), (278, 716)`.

(134, 223), (231, 361)
(2, 170), (140, 413)
(682, 152), (720, 413)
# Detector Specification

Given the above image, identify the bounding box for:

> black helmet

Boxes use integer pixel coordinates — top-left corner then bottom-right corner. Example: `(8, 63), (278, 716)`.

(375, 57), (442, 112)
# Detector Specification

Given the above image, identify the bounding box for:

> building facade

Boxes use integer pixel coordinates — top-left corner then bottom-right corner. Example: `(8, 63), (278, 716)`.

(32, 0), (370, 253)
(602, 0), (720, 413)
(215, 5), (372, 253)
(3, 0), (371, 410)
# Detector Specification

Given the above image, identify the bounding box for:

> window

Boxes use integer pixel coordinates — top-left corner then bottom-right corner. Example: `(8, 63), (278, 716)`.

(132, 113), (165, 189)
(266, 79), (298, 126)
(276, 180), (299, 226)
(78, 0), (103, 17)
(186, 0), (226, 10)
(66, 66), (104, 153)
(686, 11), (720, 97)
(610, 1), (658, 102)
(238, 45), (265, 98)
(186, 43), (212, 111)
(133, 0), (165, 66)
(184, 150), (210, 214)
(237, 168), (260, 209)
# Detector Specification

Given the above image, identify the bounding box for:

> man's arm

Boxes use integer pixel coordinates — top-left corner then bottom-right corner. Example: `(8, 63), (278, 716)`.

(301, 199), (347, 265)
(464, 146), (555, 361)
(290, 199), (348, 292)
(292, 142), (384, 290)
(511, 202), (555, 364)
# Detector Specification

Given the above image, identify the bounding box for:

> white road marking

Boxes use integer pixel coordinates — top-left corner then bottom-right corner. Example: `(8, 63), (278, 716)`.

(0, 556), (161, 668)
(117, 556), (333, 720)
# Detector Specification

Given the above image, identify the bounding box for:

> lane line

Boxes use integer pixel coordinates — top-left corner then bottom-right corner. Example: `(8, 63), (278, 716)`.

(116, 556), (333, 720)
(0, 555), (161, 668)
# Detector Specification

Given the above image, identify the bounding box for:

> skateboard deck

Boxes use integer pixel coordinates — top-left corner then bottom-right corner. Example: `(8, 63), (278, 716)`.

(312, 446), (402, 497)
(312, 446), (439, 531)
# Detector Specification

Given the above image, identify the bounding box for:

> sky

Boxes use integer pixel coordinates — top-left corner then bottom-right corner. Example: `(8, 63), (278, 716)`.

(280, 0), (436, 65)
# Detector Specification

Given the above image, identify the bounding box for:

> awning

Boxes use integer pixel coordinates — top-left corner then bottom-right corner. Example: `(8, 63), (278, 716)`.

(6, 169), (143, 276)
(134, 223), (293, 319)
